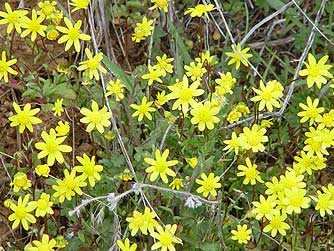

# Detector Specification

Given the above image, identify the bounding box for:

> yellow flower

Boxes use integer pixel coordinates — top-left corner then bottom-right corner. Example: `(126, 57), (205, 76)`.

(55, 121), (70, 136)
(186, 157), (198, 168)
(117, 238), (137, 251)
(299, 53), (333, 89)
(225, 43), (253, 70)
(29, 193), (54, 217)
(169, 178), (184, 190)
(119, 169), (134, 181)
(74, 154), (103, 187)
(265, 177), (283, 198)
(240, 124), (268, 152)
(231, 224), (251, 244)
(226, 109), (241, 123)
(311, 191), (334, 217)
(196, 172), (221, 198)
(145, 149), (178, 184)
(10, 172), (32, 192)
(263, 213), (290, 237)
(20, 9), (47, 42)
(4, 199), (15, 208)
(223, 132), (245, 155)
(52, 169), (87, 203)
(215, 72), (236, 96)
(195, 51), (217, 66)
(184, 62), (207, 81)
(106, 79), (125, 101)
(315, 109), (334, 129)
(46, 25), (59, 40)
(149, 0), (170, 12)
(237, 157), (263, 185)
(293, 151), (317, 175)
(154, 54), (173, 76)
(132, 17), (154, 43)
(0, 50), (18, 83)
(252, 195), (277, 220)
(184, 4), (215, 18)
(31, 234), (56, 251)
(35, 128), (72, 166)
(56, 17), (91, 52)
(9, 102), (41, 133)
(155, 90), (168, 108)
(70, 0), (90, 12)
(77, 48), (107, 80)
(54, 235), (68, 249)
(35, 164), (50, 177)
(130, 96), (156, 121)
(0, 3), (28, 34)
(80, 100), (111, 133)
(52, 98), (64, 116)
(279, 169), (305, 190)
(141, 64), (164, 86)
(150, 224), (182, 250)
(234, 102), (250, 116)
(49, 9), (63, 25)
(8, 194), (36, 230)
(251, 80), (283, 112)
(303, 127), (330, 158)
(190, 101), (220, 131)
(260, 119), (274, 128)
(167, 75), (204, 114)
(37, 1), (57, 18)
(126, 207), (159, 236)
(297, 96), (324, 126)
(282, 187), (311, 214)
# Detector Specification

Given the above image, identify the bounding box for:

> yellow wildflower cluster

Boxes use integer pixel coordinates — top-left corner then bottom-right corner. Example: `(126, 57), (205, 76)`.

(124, 207), (182, 250)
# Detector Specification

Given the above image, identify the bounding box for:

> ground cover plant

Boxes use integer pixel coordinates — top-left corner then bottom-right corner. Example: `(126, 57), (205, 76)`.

(1, 0), (334, 250)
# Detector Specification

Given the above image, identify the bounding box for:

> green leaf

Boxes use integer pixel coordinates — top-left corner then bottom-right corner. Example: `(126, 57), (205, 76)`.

(103, 55), (133, 92)
(167, 20), (191, 78)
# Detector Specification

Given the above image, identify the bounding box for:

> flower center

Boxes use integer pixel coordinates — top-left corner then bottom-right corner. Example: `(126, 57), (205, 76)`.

(289, 194), (302, 207)
(137, 104), (148, 115)
(29, 20), (40, 32)
(192, 67), (203, 77)
(7, 13), (19, 23)
(203, 180), (214, 192)
(77, 0), (89, 8)
(15, 176), (28, 187)
(15, 207), (27, 219)
(0, 61), (8, 72)
(197, 109), (210, 122)
(308, 66), (320, 77)
(306, 107), (318, 118)
(38, 199), (49, 209)
(270, 217), (282, 228)
(156, 0), (168, 7)
(87, 59), (99, 70)
(179, 88), (193, 101)
(245, 167), (257, 180)
(247, 132), (261, 146)
(17, 113), (31, 125)
(261, 90), (272, 101)
(68, 28), (80, 40)
(160, 232), (173, 246)
(64, 178), (75, 189)
(46, 141), (58, 154)
(83, 163), (95, 176)
(42, 5), (55, 16)
(90, 111), (103, 124)
(155, 160), (167, 172)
